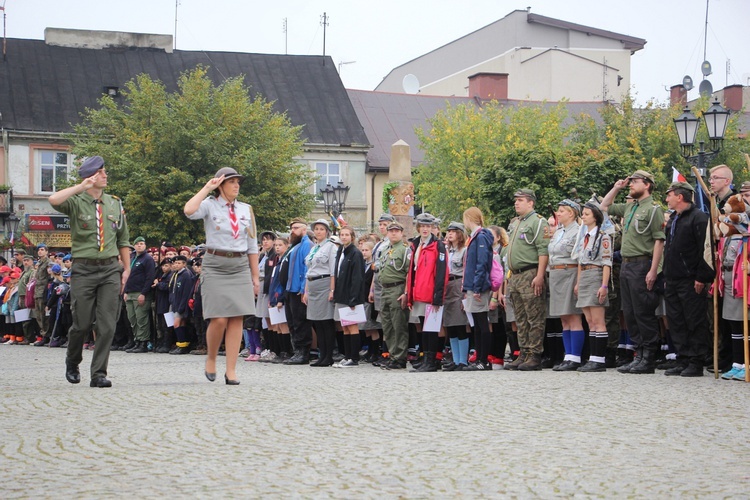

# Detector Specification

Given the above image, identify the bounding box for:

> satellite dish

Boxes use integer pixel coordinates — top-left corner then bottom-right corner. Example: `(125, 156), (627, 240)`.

(699, 79), (713, 98)
(682, 75), (694, 91)
(402, 74), (420, 95)
(701, 60), (712, 77)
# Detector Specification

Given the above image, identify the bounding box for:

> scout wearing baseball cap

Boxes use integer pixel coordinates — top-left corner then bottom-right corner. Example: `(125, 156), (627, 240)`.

(514, 189), (537, 201)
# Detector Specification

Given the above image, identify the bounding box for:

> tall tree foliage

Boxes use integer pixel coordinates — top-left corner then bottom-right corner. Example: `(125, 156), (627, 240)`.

(68, 66), (313, 244)
(416, 96), (748, 226)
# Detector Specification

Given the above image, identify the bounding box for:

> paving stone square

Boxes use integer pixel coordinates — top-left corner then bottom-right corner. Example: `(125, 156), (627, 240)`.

(1, 346), (749, 498)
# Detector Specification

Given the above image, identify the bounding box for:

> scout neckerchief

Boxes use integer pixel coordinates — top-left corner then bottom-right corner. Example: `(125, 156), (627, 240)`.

(227, 202), (240, 239)
(305, 238), (330, 266)
(94, 199), (104, 252)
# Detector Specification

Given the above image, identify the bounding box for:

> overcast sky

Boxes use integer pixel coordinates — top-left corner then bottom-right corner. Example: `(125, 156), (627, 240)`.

(3, 0), (748, 105)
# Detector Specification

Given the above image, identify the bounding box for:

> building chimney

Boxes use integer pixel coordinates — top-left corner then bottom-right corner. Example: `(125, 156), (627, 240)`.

(722, 84), (743, 112)
(670, 84), (687, 107)
(468, 73), (508, 100)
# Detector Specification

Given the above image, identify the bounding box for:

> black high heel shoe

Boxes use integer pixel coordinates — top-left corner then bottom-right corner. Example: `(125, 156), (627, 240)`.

(225, 374), (240, 385)
(205, 371), (216, 382)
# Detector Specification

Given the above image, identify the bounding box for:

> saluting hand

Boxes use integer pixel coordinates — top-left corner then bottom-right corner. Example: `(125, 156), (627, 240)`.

(203, 175), (225, 191)
(613, 179), (629, 191)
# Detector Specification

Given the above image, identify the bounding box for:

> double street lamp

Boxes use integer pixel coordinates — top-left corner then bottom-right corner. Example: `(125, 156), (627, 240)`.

(320, 180), (350, 233)
(4, 214), (21, 258)
(673, 97), (730, 175)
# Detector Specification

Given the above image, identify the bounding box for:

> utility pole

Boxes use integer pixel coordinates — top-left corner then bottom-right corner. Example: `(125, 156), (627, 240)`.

(320, 12), (328, 57)
(174, 0), (180, 50)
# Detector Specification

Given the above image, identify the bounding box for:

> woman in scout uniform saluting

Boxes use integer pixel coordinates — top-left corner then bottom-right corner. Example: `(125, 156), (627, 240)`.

(548, 199), (585, 372)
(184, 167), (260, 385)
(574, 202), (613, 372)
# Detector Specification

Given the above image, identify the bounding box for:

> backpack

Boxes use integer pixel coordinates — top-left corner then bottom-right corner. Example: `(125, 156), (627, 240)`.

(490, 253), (504, 292)
(25, 278), (36, 308)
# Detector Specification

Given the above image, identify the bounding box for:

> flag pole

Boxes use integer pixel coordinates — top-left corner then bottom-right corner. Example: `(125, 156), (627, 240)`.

(692, 166), (720, 379)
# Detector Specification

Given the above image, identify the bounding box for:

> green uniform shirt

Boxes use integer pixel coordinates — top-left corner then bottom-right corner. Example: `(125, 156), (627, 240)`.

(506, 210), (550, 272)
(51, 191), (130, 259)
(608, 195), (665, 258)
(377, 241), (410, 285)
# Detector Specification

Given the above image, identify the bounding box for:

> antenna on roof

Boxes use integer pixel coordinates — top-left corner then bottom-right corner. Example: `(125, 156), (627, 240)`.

(1, 0), (6, 61)
(320, 12), (329, 59)
(174, 0), (180, 50)
(283, 18), (288, 55)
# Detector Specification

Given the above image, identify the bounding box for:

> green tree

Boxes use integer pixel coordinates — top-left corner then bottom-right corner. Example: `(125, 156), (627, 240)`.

(414, 100), (569, 223)
(68, 66), (313, 244)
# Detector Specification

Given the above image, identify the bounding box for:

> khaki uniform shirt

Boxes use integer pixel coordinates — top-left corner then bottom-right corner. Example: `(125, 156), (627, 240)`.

(506, 210), (550, 272)
(377, 240), (410, 285)
(608, 196), (665, 258)
(50, 191), (130, 259)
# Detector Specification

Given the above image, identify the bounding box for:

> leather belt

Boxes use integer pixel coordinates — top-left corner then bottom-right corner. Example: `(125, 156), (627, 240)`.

(381, 281), (405, 289)
(75, 256), (118, 266)
(622, 255), (651, 263)
(581, 264), (602, 270)
(206, 248), (245, 258)
(307, 274), (331, 281)
(448, 275), (462, 281)
(512, 265), (538, 273)
(550, 264), (577, 270)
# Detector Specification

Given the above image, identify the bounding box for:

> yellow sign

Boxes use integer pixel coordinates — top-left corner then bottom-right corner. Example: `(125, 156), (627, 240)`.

(23, 232), (72, 248)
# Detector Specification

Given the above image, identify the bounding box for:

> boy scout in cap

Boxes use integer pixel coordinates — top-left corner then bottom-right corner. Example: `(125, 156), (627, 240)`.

(662, 181), (712, 377)
(601, 169), (665, 374)
(505, 189), (551, 371)
(376, 221), (411, 369)
(370, 213), (396, 317)
(49, 155), (131, 388)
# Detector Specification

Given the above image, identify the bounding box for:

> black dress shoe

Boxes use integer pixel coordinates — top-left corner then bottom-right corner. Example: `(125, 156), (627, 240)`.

(554, 360), (582, 372)
(225, 375), (240, 385)
(90, 377), (112, 388)
(664, 364), (686, 376)
(283, 352), (309, 365)
(205, 371), (216, 382)
(65, 363), (80, 384)
(577, 361), (606, 372)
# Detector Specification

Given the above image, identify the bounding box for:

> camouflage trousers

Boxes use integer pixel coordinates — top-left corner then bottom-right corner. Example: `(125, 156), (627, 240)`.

(508, 268), (547, 355)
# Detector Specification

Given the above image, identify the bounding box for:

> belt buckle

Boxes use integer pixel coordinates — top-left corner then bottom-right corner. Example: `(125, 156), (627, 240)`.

(225, 251), (234, 258)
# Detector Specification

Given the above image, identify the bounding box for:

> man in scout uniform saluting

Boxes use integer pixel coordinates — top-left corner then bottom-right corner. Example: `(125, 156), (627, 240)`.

(49, 156), (130, 388)
(377, 221), (411, 370)
(505, 189), (551, 371)
(601, 170), (665, 374)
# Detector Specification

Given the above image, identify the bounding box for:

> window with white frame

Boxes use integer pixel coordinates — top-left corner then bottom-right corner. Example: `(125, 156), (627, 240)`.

(38, 150), (71, 194)
(314, 161), (341, 199)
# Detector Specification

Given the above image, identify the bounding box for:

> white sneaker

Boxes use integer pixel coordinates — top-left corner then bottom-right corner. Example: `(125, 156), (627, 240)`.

(332, 358), (349, 368)
(339, 359), (359, 368)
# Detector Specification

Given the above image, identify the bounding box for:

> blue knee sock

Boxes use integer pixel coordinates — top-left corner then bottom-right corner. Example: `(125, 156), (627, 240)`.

(243, 329), (250, 349)
(562, 329), (571, 355)
(449, 337), (459, 363)
(458, 338), (470, 365)
(570, 330), (585, 356)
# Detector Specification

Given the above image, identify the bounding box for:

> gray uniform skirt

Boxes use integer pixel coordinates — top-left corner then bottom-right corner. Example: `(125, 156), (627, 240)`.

(549, 267), (581, 316)
(722, 270), (745, 321)
(464, 290), (491, 314)
(372, 278), (383, 312)
(307, 277), (335, 321)
(201, 252), (255, 319)
(409, 301), (428, 323)
(256, 291), (270, 318)
(360, 302), (381, 330)
(576, 267), (609, 308)
(504, 293), (515, 323)
(443, 278), (467, 327)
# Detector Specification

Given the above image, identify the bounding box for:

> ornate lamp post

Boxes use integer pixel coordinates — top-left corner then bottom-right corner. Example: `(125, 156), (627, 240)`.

(319, 180), (350, 233)
(673, 97), (729, 211)
(4, 213), (21, 258)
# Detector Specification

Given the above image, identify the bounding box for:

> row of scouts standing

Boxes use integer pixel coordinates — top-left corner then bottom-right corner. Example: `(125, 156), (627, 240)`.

(13, 155), (746, 386)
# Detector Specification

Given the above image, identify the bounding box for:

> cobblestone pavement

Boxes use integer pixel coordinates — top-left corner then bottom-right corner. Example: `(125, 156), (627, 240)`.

(1, 345), (749, 498)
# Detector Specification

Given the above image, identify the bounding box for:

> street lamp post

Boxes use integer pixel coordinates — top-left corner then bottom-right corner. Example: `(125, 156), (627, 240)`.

(4, 213), (21, 259)
(319, 180), (350, 233)
(673, 97), (730, 211)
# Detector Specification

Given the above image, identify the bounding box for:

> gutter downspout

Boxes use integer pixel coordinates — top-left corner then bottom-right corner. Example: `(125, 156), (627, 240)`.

(2, 128), (8, 186)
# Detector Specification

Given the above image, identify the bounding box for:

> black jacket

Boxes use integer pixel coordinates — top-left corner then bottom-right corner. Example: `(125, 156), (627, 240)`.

(333, 244), (366, 307)
(664, 204), (713, 283)
(124, 250), (157, 295)
(169, 268), (195, 315)
(155, 270), (172, 315)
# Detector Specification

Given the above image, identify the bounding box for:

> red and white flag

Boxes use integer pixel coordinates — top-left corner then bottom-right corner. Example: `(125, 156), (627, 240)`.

(672, 167), (687, 183)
